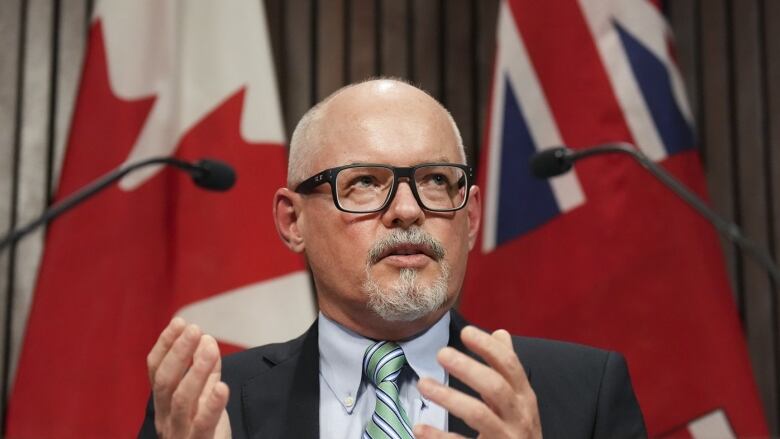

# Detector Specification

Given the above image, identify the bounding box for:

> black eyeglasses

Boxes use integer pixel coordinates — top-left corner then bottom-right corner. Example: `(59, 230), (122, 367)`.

(294, 163), (474, 213)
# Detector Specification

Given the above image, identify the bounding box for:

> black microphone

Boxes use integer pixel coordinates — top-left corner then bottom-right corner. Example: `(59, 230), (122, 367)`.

(0, 156), (236, 251)
(188, 159), (236, 191)
(530, 147), (576, 178)
(529, 142), (780, 284)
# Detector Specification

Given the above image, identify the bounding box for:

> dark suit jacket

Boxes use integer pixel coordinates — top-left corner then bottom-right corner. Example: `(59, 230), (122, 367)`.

(140, 312), (647, 438)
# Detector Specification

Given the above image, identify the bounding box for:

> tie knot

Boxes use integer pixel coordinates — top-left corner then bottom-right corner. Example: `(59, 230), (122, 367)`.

(363, 341), (407, 387)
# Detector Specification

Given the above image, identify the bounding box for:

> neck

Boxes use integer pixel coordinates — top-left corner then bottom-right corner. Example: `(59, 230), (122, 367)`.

(319, 304), (451, 341)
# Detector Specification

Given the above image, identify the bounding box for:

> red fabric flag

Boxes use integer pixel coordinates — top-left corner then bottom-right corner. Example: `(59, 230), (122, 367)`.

(7, 2), (314, 437)
(460, 0), (768, 436)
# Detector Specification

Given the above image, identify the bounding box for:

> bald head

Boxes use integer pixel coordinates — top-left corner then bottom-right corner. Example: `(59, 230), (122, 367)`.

(287, 79), (466, 187)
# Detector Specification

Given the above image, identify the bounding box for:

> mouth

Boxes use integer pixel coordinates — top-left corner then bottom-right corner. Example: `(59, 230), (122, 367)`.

(375, 243), (437, 269)
(377, 243), (436, 260)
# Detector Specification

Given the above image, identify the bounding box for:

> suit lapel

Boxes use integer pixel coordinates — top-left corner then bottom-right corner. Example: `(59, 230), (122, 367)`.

(447, 312), (480, 437)
(241, 323), (320, 439)
(239, 312), (532, 438)
(281, 326), (320, 438)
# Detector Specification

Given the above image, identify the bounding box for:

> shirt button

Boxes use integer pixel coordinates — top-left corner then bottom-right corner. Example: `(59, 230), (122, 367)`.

(344, 396), (355, 407)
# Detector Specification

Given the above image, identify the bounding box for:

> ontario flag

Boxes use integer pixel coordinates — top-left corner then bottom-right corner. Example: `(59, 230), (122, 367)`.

(6, 1), (315, 437)
(460, 0), (769, 437)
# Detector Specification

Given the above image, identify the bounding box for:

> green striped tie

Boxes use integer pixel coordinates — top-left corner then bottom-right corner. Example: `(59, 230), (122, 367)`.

(362, 341), (415, 439)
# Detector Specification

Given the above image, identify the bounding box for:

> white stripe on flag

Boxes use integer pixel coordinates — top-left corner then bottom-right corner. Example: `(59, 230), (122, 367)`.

(176, 270), (316, 347)
(611, 0), (694, 127)
(578, 0), (667, 161)
(687, 409), (736, 439)
(482, 1), (585, 252)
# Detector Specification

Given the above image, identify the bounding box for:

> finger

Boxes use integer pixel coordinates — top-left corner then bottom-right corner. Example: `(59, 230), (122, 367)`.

(168, 335), (220, 434)
(418, 377), (505, 436)
(190, 381), (230, 439)
(197, 336), (223, 408)
(461, 326), (529, 393)
(147, 317), (187, 383)
(152, 324), (202, 421)
(492, 329), (513, 348)
(413, 423), (467, 439)
(436, 346), (517, 416)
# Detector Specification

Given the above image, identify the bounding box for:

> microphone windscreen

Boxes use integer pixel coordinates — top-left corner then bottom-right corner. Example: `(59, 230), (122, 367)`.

(529, 147), (573, 179)
(193, 159), (236, 191)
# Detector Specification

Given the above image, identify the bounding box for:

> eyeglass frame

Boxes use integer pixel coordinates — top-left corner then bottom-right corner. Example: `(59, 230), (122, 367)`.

(293, 162), (475, 214)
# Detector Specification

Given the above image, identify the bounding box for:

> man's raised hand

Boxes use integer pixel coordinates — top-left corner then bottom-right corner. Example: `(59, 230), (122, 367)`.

(415, 326), (542, 439)
(146, 317), (231, 439)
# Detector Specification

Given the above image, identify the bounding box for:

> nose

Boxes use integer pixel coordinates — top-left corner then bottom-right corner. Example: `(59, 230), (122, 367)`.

(381, 180), (424, 228)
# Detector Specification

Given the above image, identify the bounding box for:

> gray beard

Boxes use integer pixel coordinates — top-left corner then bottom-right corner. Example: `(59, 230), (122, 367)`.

(362, 261), (450, 322)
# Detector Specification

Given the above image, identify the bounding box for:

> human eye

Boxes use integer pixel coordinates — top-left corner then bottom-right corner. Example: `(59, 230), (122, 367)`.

(348, 173), (380, 188)
(429, 173), (450, 185)
(418, 169), (453, 188)
(337, 167), (391, 194)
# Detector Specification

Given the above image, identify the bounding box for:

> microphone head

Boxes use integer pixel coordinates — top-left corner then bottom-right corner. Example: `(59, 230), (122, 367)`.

(530, 147), (574, 179)
(192, 159), (236, 191)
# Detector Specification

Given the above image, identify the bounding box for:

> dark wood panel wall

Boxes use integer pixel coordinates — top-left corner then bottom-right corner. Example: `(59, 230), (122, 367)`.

(0, 0), (777, 433)
(265, 0), (497, 168)
(668, 0), (780, 430)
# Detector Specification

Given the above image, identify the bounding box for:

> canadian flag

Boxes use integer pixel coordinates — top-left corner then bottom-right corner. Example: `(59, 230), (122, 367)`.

(6, 1), (315, 437)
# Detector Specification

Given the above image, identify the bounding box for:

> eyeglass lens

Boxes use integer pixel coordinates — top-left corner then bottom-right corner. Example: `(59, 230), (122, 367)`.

(334, 165), (467, 212)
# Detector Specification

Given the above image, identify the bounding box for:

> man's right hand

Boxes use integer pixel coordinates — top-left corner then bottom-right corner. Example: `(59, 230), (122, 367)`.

(147, 317), (231, 439)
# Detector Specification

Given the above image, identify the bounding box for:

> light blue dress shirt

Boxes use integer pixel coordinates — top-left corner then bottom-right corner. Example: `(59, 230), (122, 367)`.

(318, 311), (450, 438)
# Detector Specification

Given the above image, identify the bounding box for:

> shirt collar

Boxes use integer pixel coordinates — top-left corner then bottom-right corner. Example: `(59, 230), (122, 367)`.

(318, 311), (451, 411)
(397, 312), (450, 386)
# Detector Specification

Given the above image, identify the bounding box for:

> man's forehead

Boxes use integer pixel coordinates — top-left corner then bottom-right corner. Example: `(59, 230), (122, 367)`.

(328, 79), (431, 105)
(288, 79), (466, 182)
(320, 81), (442, 122)
(312, 142), (462, 169)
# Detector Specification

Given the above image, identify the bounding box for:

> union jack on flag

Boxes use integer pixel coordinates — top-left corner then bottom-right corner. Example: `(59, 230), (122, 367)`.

(481, 0), (695, 250)
(461, 0), (768, 436)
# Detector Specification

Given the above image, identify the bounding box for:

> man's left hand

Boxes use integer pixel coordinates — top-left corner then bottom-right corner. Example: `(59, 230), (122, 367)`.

(415, 326), (542, 439)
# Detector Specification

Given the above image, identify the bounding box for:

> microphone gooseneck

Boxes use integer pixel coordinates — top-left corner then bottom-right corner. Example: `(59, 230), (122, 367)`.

(0, 156), (237, 251)
(529, 142), (780, 284)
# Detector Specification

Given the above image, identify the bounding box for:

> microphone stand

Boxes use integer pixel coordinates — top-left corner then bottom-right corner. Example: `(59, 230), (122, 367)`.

(532, 142), (780, 435)
(566, 142), (780, 285)
(0, 156), (212, 252)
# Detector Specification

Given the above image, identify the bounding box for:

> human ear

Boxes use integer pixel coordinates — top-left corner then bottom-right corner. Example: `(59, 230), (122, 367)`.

(273, 188), (305, 253)
(466, 185), (482, 250)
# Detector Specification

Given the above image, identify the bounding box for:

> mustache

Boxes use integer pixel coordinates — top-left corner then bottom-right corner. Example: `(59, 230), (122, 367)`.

(367, 227), (446, 264)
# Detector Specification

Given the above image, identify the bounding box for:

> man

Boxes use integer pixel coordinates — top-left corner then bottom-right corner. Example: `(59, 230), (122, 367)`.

(140, 79), (646, 438)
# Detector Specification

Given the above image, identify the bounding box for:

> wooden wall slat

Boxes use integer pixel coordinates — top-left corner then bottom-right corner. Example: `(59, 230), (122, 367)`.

(51, 0), (88, 193)
(699, 0), (740, 301)
(261, 0), (292, 134)
(347, 0), (377, 82)
(264, 0), (284, 87)
(9, 0), (55, 389)
(410, 0), (441, 99)
(731, 0), (778, 428)
(379, 0), (408, 78)
(475, 0), (499, 169)
(264, 0), (286, 122)
(766, 0), (780, 277)
(283, 0), (313, 135)
(316, 0), (346, 100)
(761, 0), (780, 430)
(443, 0), (474, 162)
(667, 0), (700, 136)
(0, 0), (24, 415)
